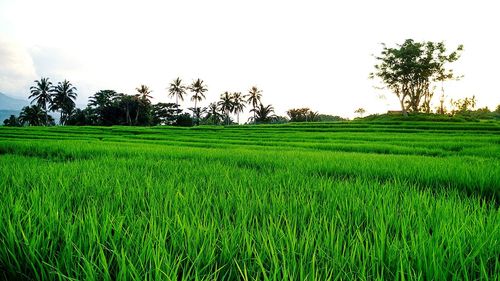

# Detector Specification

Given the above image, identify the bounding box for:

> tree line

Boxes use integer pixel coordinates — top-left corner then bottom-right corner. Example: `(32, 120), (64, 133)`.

(3, 39), (500, 127)
(3, 77), (345, 127)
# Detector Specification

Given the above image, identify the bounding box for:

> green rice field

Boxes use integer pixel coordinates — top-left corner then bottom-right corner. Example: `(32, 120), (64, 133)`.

(1, 121), (499, 280)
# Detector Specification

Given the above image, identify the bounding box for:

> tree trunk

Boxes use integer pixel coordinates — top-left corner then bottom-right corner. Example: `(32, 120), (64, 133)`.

(439, 83), (445, 115)
(399, 99), (408, 117)
(194, 98), (198, 125)
(134, 103), (140, 125)
(126, 106), (131, 125)
(44, 103), (48, 126)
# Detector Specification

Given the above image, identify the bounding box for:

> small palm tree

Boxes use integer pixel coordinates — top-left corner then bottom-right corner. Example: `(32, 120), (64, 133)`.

(249, 103), (276, 124)
(188, 106), (207, 122)
(205, 102), (223, 125)
(168, 77), (186, 108)
(231, 92), (246, 124)
(245, 86), (262, 121)
(307, 110), (319, 122)
(134, 85), (153, 125)
(354, 107), (366, 118)
(29, 77), (53, 125)
(136, 85), (153, 101)
(189, 79), (208, 125)
(218, 91), (234, 125)
(19, 105), (48, 126)
(50, 80), (77, 125)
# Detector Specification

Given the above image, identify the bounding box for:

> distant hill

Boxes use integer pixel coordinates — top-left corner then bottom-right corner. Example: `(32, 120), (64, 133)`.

(0, 110), (21, 123)
(0, 92), (29, 110)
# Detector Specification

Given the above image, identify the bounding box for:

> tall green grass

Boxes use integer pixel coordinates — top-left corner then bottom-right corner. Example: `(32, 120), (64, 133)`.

(0, 122), (499, 280)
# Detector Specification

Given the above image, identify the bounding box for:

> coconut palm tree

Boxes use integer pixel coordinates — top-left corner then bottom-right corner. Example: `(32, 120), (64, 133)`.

(306, 110), (319, 122)
(231, 92), (246, 124)
(18, 105), (49, 126)
(168, 77), (187, 108)
(134, 85), (153, 125)
(188, 106), (207, 122)
(205, 102), (223, 125)
(136, 85), (153, 101)
(245, 86), (262, 121)
(50, 80), (77, 125)
(354, 107), (366, 118)
(29, 77), (53, 125)
(249, 103), (276, 124)
(218, 91), (234, 125)
(188, 79), (208, 125)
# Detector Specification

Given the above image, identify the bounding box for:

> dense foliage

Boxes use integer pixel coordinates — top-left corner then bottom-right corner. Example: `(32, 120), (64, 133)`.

(371, 40), (463, 115)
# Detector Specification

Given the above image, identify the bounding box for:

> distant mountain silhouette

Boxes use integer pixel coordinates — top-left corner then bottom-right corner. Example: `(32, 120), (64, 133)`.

(0, 110), (22, 123)
(0, 92), (29, 110)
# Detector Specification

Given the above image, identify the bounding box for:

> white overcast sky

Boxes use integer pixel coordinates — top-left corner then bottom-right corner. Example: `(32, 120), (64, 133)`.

(0, 0), (499, 119)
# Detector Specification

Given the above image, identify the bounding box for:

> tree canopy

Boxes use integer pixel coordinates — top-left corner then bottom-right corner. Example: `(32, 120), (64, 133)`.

(370, 39), (463, 115)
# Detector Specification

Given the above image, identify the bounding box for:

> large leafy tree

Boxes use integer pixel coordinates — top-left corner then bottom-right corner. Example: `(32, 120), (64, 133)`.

(114, 94), (145, 126)
(152, 103), (182, 125)
(89, 90), (118, 109)
(168, 77), (187, 108)
(189, 79), (208, 125)
(218, 91), (234, 125)
(88, 90), (119, 125)
(28, 77), (53, 125)
(231, 92), (245, 124)
(370, 39), (463, 115)
(50, 80), (77, 125)
(287, 108), (318, 122)
(249, 103), (276, 124)
(88, 91), (149, 126)
(245, 86), (262, 121)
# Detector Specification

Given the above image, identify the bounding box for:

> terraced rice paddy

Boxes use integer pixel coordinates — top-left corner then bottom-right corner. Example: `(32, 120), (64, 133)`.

(0, 121), (499, 280)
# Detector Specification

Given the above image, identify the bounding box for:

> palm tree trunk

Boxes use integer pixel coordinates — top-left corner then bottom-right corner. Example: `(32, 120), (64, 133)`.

(134, 103), (140, 125)
(237, 112), (240, 124)
(194, 97), (198, 125)
(44, 103), (48, 126)
(126, 106), (131, 125)
(176, 95), (180, 118)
